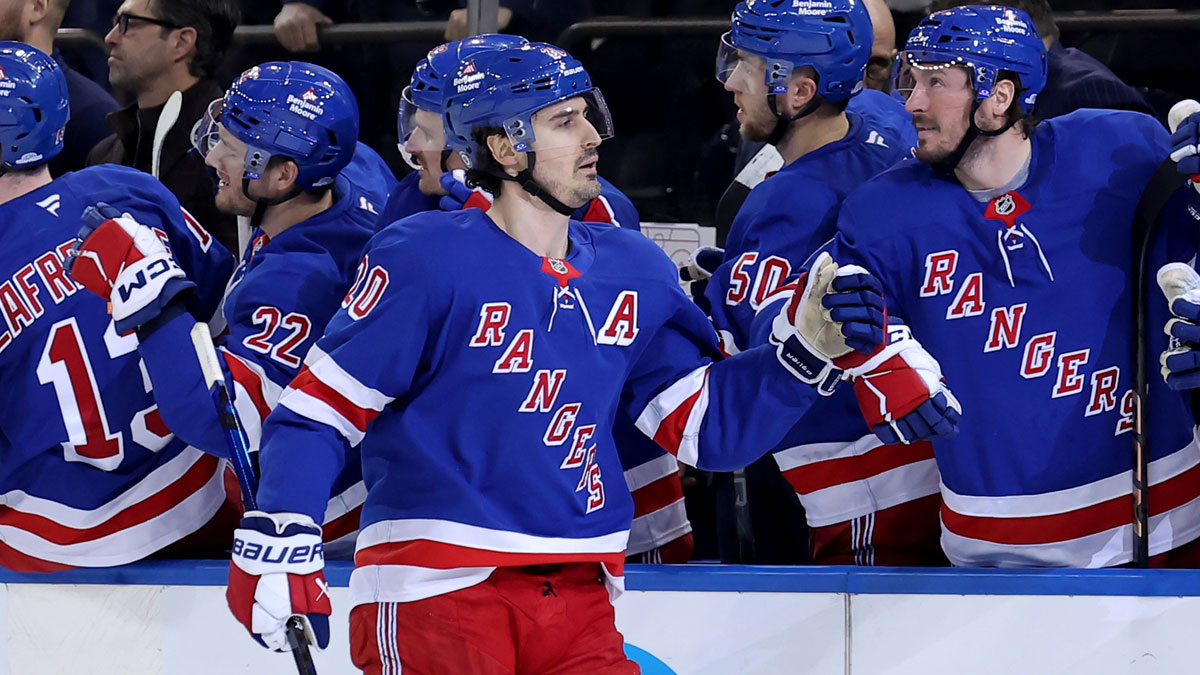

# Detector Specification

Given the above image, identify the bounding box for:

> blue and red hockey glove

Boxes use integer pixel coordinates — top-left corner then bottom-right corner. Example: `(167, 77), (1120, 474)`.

(679, 246), (724, 316)
(770, 252), (887, 395)
(227, 511), (331, 652)
(843, 322), (962, 445)
(1158, 262), (1200, 390)
(66, 202), (193, 335)
(1168, 99), (1200, 193)
(438, 169), (493, 212)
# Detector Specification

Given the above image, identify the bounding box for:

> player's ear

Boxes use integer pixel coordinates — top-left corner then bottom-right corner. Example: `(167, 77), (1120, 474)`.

(486, 133), (519, 171)
(269, 158), (301, 194)
(788, 69), (819, 114)
(980, 78), (1016, 131)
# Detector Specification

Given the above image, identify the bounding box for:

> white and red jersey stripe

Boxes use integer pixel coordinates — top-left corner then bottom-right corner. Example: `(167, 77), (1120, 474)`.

(623, 453), (692, 556)
(278, 345), (392, 447)
(634, 365), (710, 466)
(0, 446), (226, 571)
(349, 519), (628, 608)
(941, 435), (1200, 567)
(774, 435), (939, 528)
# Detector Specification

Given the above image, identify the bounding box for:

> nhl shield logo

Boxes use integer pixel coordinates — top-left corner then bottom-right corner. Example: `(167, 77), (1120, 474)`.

(994, 193), (1016, 216)
(548, 258), (568, 275)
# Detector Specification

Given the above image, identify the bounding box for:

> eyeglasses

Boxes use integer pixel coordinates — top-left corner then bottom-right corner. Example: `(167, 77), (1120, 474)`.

(111, 12), (181, 35)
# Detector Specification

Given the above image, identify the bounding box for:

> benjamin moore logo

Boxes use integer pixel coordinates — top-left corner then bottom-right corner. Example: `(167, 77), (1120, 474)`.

(624, 644), (677, 674)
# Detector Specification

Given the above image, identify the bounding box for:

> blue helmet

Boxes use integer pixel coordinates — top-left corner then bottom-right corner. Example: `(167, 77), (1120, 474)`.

(718, 0), (872, 102)
(213, 62), (359, 190)
(902, 5), (1048, 115)
(0, 42), (69, 171)
(441, 41), (613, 169)
(399, 34), (529, 159)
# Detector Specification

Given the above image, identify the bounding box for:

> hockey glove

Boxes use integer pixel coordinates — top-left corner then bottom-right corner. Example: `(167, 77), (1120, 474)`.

(1168, 99), (1200, 194)
(1157, 262), (1200, 390)
(438, 169), (493, 212)
(770, 252), (886, 395)
(227, 511), (331, 652)
(844, 322), (961, 445)
(680, 246), (724, 316)
(66, 202), (194, 335)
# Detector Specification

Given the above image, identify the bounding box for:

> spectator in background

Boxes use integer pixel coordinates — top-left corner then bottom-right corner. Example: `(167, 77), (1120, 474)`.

(444, 1), (592, 44)
(0, 0), (118, 175)
(863, 0), (897, 92)
(86, 0), (241, 255)
(927, 0), (1154, 119)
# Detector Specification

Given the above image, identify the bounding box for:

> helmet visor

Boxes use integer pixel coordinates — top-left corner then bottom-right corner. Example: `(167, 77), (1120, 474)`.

(191, 98), (223, 159)
(890, 53), (964, 101)
(716, 33), (768, 95)
(398, 86), (447, 154)
(517, 88), (614, 160)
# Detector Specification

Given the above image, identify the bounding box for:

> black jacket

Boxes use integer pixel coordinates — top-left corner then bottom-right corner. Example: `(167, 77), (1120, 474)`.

(85, 78), (237, 254)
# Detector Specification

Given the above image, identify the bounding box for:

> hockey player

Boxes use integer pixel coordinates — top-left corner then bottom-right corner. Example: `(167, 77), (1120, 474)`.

(71, 62), (382, 551)
(696, 0), (949, 566)
(828, 5), (1200, 568)
(0, 43), (235, 571)
(392, 35), (695, 564)
(383, 35), (640, 232)
(224, 41), (900, 669)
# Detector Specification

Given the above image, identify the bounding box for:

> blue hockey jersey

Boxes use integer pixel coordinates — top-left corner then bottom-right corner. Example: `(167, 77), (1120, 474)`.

(848, 89), (918, 152)
(0, 165), (234, 570)
(254, 208), (823, 606)
(829, 109), (1200, 567)
(137, 170), (381, 545)
(705, 105), (936, 544)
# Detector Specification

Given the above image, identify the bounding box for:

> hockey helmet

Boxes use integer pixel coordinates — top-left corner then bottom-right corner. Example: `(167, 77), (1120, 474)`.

(0, 42), (69, 172)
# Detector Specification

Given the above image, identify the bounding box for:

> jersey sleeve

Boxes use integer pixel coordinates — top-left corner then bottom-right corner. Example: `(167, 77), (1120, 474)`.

(579, 177), (641, 232)
(255, 226), (440, 521)
(620, 250), (820, 473)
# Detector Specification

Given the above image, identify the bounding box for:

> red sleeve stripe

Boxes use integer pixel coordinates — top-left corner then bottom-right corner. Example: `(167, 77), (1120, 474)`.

(781, 441), (935, 495)
(304, 345), (392, 412)
(281, 366), (382, 444)
(222, 350), (273, 424)
(634, 365), (710, 466)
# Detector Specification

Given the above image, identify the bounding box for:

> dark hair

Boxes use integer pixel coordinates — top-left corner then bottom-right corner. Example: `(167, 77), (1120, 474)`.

(464, 126), (508, 197)
(926, 0), (1058, 42)
(153, 0), (240, 79)
(996, 71), (1040, 138)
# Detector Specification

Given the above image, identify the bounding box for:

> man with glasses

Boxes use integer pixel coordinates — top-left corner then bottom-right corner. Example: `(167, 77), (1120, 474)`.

(86, 0), (241, 255)
(828, 5), (1200, 568)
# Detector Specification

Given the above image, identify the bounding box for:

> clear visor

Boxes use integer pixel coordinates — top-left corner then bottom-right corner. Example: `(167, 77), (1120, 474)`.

(191, 98), (223, 159)
(715, 33), (767, 94)
(398, 86), (447, 158)
(890, 53), (958, 101)
(511, 88), (614, 160)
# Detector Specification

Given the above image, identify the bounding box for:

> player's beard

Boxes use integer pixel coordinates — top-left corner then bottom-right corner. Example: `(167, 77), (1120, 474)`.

(737, 103), (777, 144)
(533, 151), (602, 209)
(913, 109), (972, 165)
(215, 181), (258, 218)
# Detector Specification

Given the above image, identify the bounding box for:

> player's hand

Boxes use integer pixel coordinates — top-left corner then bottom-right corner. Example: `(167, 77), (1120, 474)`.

(844, 322), (961, 444)
(769, 252), (886, 393)
(1168, 99), (1200, 193)
(273, 2), (333, 53)
(1158, 262), (1200, 389)
(438, 170), (493, 212)
(679, 246), (723, 316)
(66, 202), (193, 334)
(227, 511), (331, 652)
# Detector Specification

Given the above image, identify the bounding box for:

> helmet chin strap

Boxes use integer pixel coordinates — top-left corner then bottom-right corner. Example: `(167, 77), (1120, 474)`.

(496, 152), (578, 217)
(439, 148), (454, 174)
(931, 98), (1022, 175)
(241, 177), (303, 230)
(764, 93), (823, 147)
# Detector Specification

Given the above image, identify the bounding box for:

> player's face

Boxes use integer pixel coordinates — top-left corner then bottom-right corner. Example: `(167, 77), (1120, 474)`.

(900, 64), (976, 164)
(105, 0), (176, 94)
(721, 50), (776, 142)
(404, 107), (454, 196)
(527, 96), (603, 209)
(204, 124), (257, 217)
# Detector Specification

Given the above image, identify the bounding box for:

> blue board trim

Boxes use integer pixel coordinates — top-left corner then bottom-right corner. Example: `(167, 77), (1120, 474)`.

(4, 562), (1200, 597)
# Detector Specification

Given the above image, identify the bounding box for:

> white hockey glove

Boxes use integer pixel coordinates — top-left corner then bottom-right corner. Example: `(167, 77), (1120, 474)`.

(769, 252), (886, 394)
(1158, 262), (1200, 390)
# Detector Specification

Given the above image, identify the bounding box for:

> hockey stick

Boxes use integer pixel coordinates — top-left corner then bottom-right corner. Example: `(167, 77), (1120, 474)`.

(1129, 105), (1196, 566)
(152, 91), (182, 179)
(188, 323), (319, 675)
